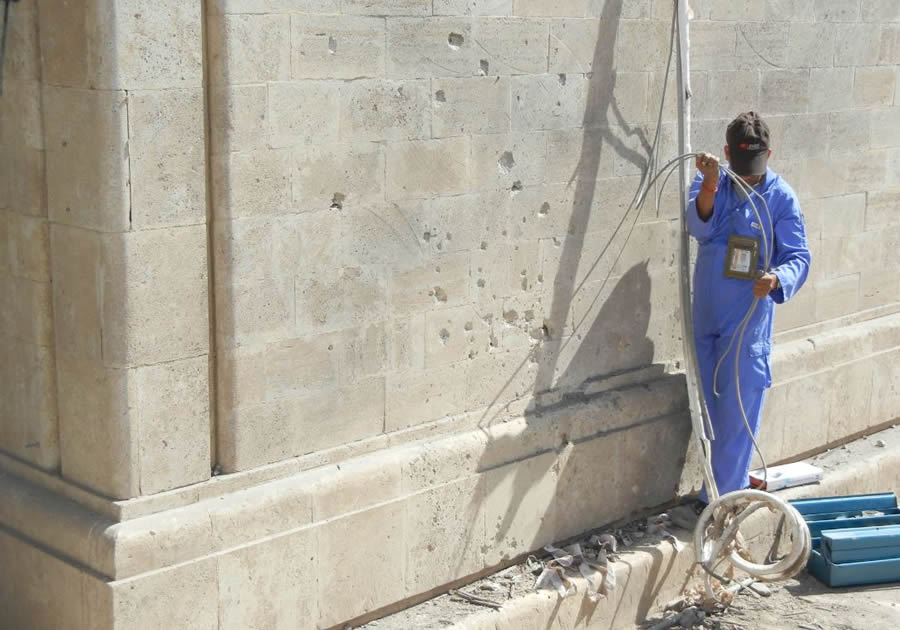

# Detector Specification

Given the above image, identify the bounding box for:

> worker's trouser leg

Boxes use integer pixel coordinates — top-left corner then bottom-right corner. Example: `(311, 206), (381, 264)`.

(696, 333), (770, 503)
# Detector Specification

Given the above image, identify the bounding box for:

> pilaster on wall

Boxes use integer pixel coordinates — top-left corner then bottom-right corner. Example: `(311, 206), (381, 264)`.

(36, 0), (212, 499)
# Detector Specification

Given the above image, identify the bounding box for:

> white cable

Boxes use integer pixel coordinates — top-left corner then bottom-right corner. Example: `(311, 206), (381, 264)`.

(669, 0), (810, 600)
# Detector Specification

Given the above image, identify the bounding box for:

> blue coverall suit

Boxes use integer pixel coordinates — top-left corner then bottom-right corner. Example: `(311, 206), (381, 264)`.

(686, 167), (811, 501)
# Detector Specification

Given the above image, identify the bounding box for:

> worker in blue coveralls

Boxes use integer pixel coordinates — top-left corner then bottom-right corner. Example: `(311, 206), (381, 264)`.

(678, 112), (811, 523)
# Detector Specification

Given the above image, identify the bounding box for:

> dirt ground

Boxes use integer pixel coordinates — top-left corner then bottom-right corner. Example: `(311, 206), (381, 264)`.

(639, 571), (900, 630)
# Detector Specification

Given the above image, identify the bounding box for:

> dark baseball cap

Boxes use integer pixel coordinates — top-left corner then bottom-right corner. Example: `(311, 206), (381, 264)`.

(726, 112), (770, 176)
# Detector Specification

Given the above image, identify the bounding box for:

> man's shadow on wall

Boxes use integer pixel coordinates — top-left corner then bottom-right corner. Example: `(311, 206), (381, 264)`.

(459, 1), (689, 618)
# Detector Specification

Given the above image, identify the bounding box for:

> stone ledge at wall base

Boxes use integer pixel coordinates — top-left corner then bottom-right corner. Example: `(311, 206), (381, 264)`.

(432, 424), (900, 630)
(1, 312), (900, 630)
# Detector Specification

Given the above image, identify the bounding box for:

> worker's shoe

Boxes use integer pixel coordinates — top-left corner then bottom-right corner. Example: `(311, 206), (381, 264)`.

(668, 499), (707, 530)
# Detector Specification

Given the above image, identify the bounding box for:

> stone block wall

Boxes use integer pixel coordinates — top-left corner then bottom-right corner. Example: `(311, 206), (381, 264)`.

(208, 0), (686, 474)
(2, 1), (900, 629)
(0, 0), (57, 471)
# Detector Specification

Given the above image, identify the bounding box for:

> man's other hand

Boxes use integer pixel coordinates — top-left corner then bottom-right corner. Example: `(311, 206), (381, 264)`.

(696, 152), (720, 180)
(753, 273), (779, 298)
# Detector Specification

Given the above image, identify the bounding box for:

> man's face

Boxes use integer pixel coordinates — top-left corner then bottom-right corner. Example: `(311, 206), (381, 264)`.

(723, 145), (773, 181)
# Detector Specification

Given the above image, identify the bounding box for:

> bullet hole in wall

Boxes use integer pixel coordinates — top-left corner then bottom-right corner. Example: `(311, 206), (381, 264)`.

(331, 193), (345, 210)
(435, 90), (446, 103)
(328, 36), (337, 54)
(498, 151), (515, 173)
(480, 59), (489, 75)
(448, 33), (464, 49)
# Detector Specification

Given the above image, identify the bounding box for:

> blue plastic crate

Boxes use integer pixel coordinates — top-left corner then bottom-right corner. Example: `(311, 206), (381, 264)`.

(790, 493), (900, 587)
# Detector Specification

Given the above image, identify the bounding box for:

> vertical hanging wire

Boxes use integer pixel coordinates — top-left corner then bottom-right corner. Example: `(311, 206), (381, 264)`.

(0, 0), (13, 97)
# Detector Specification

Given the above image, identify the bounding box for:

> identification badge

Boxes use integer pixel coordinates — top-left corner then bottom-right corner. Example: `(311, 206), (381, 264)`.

(724, 234), (760, 279)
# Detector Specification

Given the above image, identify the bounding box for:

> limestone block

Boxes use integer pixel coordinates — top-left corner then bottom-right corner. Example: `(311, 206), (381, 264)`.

(57, 353), (136, 498)
(43, 87), (130, 232)
(555, 434), (620, 541)
(834, 24), (881, 66)
(267, 81), (341, 148)
(291, 15), (385, 80)
(209, 85), (268, 154)
(815, 274), (859, 322)
(774, 286), (817, 332)
(344, 0), (432, 15)
(861, 270), (900, 310)
(218, 530), (317, 630)
(822, 193), (865, 239)
(549, 19), (601, 74)
(386, 137), (470, 199)
(779, 114), (829, 159)
(483, 451), (558, 565)
(134, 356), (211, 495)
(829, 360), (874, 442)
(771, 374), (830, 458)
(207, 0), (310, 13)
(220, 378), (385, 470)
(294, 142), (384, 208)
(506, 240), (541, 295)
(0, 79), (42, 150)
(218, 277), (295, 346)
(3, 0), (39, 81)
(108, 1), (203, 89)
(761, 70), (810, 115)
(545, 128), (612, 184)
(405, 475), (486, 594)
(295, 266), (387, 333)
(472, 17), (550, 76)
(432, 76), (511, 137)
(764, 0), (816, 22)
(7, 213), (50, 282)
(1, 337), (58, 469)
(111, 559), (217, 630)
(128, 89), (205, 229)
(620, 416), (687, 513)
(610, 71), (653, 126)
(599, 0), (652, 19)
(871, 348), (900, 426)
(7, 275), (53, 347)
(339, 79), (431, 142)
(472, 132), (549, 192)
(418, 192), (509, 255)
(391, 315), (426, 371)
(298, 209), (344, 272)
(880, 26), (900, 64)
(386, 363), (468, 431)
(466, 345), (539, 411)
(35, 0), (91, 88)
(510, 74), (586, 132)
(689, 22), (738, 71)
(0, 143), (44, 217)
(341, 202), (426, 267)
(787, 22), (836, 68)
(218, 335), (338, 410)
(435, 0), (513, 16)
(862, 0), (900, 22)
(50, 225), (102, 360)
(312, 454), (401, 520)
(212, 149), (293, 219)
(0, 529), (95, 630)
(101, 226), (209, 367)
(318, 501), (405, 626)
(390, 252), (471, 315)
(424, 305), (493, 366)
(736, 22), (790, 69)
(214, 215), (305, 283)
(709, 0), (767, 21)
(205, 478), (314, 550)
(815, 0), (859, 22)
(616, 21), (672, 72)
(339, 322), (388, 385)
(854, 67), (896, 108)
(870, 109), (900, 149)
(386, 18), (477, 79)
(828, 111), (871, 150)
(843, 150), (887, 196)
(696, 71), (760, 120)
(208, 13), (290, 85)
(866, 191), (900, 230)
(514, 0), (587, 16)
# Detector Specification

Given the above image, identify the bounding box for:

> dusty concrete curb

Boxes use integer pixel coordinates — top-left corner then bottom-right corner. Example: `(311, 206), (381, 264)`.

(372, 425), (900, 630)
